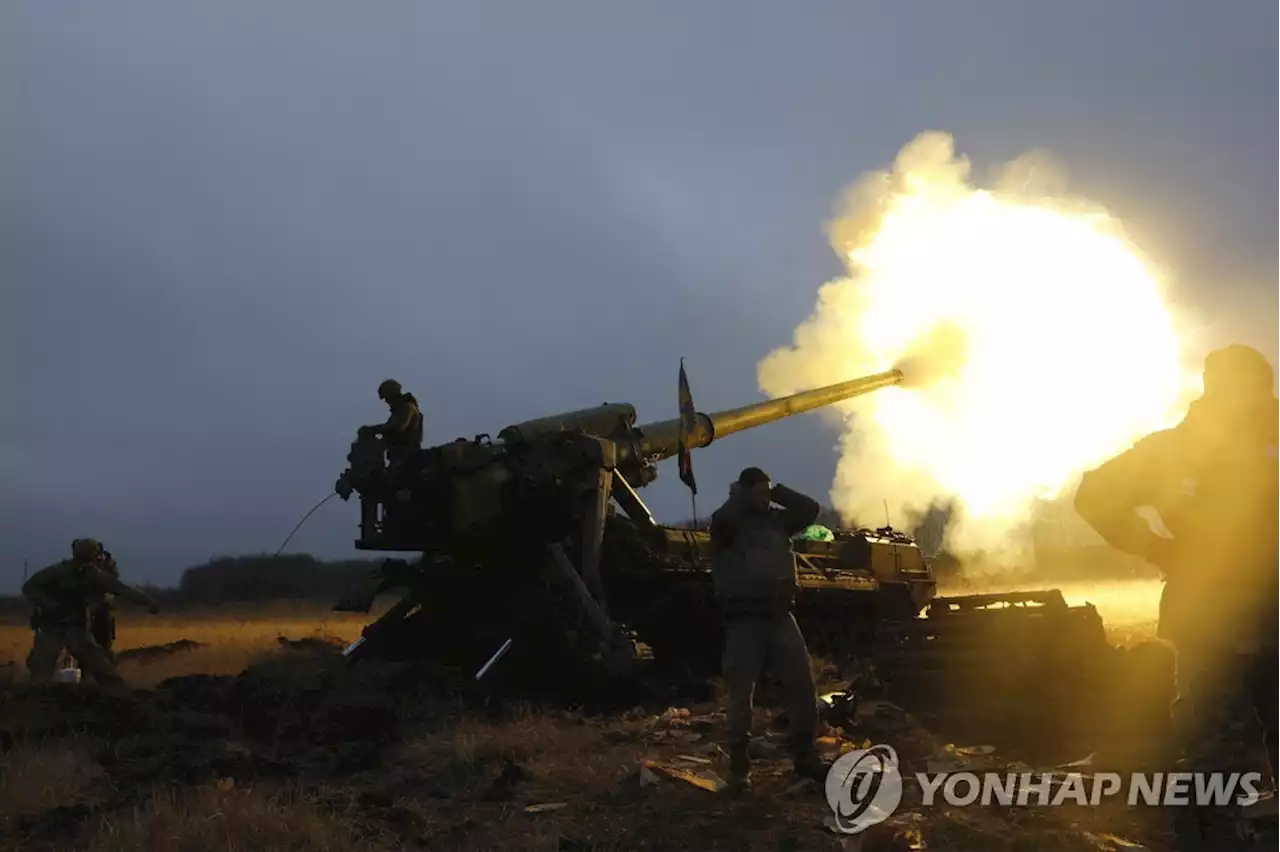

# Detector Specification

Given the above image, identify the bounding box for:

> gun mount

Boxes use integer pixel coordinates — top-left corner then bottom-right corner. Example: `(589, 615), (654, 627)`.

(335, 368), (903, 555)
(332, 368), (905, 669)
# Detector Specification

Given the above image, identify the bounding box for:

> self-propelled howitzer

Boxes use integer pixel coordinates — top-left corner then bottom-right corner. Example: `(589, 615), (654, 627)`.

(332, 368), (904, 667)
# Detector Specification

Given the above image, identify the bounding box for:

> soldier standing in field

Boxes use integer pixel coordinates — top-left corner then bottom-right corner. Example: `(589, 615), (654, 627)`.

(1075, 344), (1278, 817)
(23, 538), (160, 689)
(710, 466), (827, 791)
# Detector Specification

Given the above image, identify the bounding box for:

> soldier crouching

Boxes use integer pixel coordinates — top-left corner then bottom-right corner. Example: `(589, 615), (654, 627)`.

(23, 538), (160, 690)
(710, 466), (827, 791)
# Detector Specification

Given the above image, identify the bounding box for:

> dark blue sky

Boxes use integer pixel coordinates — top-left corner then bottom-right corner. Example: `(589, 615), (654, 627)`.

(4, 3), (1276, 588)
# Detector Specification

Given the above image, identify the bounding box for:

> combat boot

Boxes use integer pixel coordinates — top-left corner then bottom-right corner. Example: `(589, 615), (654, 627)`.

(728, 744), (752, 793)
(791, 739), (830, 784)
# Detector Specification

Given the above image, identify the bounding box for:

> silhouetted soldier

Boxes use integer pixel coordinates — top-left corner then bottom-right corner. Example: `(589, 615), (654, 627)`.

(1075, 344), (1278, 814)
(88, 544), (120, 663)
(373, 379), (423, 470)
(711, 466), (826, 791)
(23, 538), (160, 689)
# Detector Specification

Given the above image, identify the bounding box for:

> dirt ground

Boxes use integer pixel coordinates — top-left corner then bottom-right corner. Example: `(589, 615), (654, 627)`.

(0, 605), (1273, 852)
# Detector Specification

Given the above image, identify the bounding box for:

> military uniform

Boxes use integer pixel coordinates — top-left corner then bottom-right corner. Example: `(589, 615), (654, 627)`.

(375, 379), (424, 472)
(23, 539), (158, 688)
(1075, 345), (1278, 790)
(710, 467), (824, 788)
(88, 549), (119, 663)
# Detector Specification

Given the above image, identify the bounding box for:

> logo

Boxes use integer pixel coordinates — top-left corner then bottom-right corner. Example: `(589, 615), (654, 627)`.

(825, 744), (904, 834)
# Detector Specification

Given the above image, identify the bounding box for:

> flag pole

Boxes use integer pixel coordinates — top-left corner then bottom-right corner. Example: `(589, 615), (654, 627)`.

(678, 356), (700, 527)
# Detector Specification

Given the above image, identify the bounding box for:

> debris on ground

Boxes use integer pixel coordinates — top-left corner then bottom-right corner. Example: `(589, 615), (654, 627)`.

(658, 707), (691, 723)
(853, 699), (910, 731)
(1080, 833), (1153, 851)
(1057, 751), (1096, 768)
(818, 734), (866, 758)
(925, 742), (1003, 773)
(1241, 790), (1279, 820)
(640, 758), (728, 793)
(638, 764), (662, 787)
(636, 705), (722, 748)
(523, 802), (569, 814)
(818, 688), (859, 728)
(829, 811), (928, 851)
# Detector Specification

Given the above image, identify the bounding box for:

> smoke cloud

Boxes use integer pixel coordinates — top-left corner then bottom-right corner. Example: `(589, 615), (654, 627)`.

(759, 132), (1199, 568)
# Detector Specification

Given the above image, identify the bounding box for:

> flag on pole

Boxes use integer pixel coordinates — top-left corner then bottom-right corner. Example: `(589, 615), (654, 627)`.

(677, 358), (698, 496)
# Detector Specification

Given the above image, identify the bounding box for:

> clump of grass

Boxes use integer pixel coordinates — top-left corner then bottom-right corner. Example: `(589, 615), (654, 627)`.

(88, 783), (390, 852)
(394, 711), (643, 803)
(0, 741), (106, 827)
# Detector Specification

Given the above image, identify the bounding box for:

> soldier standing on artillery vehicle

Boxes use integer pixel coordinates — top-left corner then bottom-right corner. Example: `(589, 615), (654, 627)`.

(1075, 344), (1279, 817)
(710, 466), (828, 791)
(371, 379), (423, 471)
(22, 538), (160, 689)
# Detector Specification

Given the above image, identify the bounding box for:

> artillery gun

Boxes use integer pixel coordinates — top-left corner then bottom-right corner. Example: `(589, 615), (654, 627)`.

(331, 368), (911, 674)
(330, 364), (1170, 754)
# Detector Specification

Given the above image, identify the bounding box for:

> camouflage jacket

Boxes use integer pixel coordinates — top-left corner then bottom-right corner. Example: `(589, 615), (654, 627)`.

(384, 392), (423, 449)
(1075, 397), (1279, 652)
(89, 554), (119, 610)
(23, 559), (153, 628)
(709, 484), (820, 616)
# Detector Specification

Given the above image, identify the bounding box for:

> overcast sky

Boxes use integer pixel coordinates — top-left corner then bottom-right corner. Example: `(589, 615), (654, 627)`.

(3, 3), (1276, 589)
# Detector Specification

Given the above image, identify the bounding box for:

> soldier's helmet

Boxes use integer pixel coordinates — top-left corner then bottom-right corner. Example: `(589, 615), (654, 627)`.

(71, 538), (103, 562)
(377, 379), (402, 401)
(1203, 345), (1275, 399)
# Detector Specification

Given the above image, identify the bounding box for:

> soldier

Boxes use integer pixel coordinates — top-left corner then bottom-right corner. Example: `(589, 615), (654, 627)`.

(88, 544), (119, 663)
(710, 466), (826, 791)
(1075, 344), (1278, 814)
(372, 379), (424, 469)
(22, 538), (160, 690)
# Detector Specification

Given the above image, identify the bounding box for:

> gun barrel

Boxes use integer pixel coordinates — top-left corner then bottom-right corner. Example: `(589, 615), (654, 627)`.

(636, 368), (904, 464)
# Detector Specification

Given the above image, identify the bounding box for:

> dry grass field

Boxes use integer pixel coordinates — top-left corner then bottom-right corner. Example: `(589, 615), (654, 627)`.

(1, 607), (370, 850)
(1, 606), (875, 851)
(0, 598), (1268, 852)
(0, 605), (372, 689)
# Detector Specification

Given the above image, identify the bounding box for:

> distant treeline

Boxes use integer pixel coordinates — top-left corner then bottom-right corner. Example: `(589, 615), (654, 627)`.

(0, 554), (381, 615)
(174, 554), (382, 605)
(0, 514), (1155, 617)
